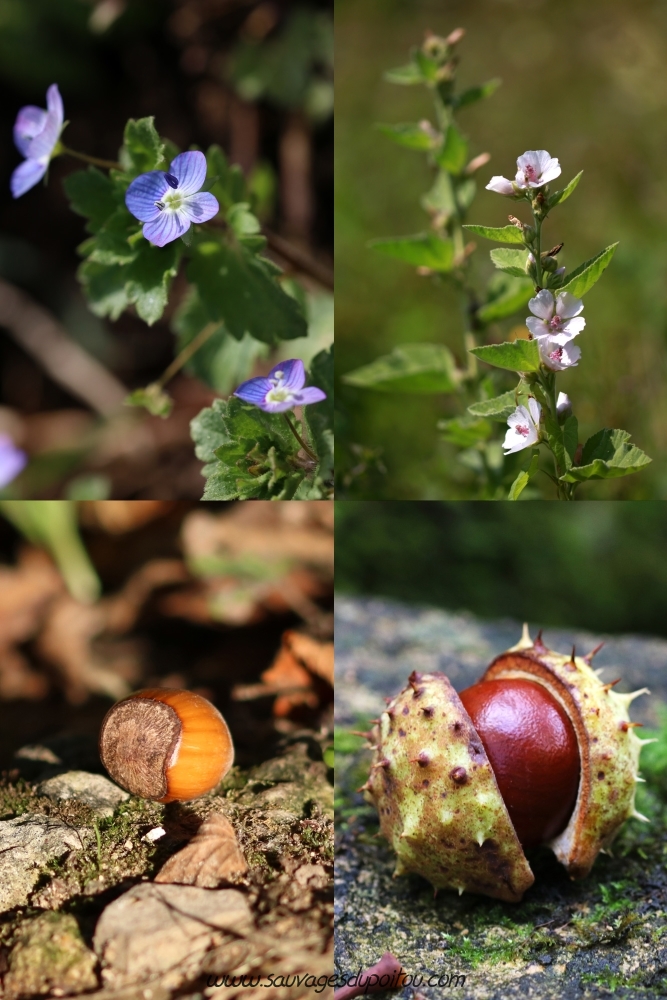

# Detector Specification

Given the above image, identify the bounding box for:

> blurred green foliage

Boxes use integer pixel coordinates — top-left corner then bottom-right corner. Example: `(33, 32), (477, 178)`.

(336, 0), (667, 498)
(336, 501), (667, 638)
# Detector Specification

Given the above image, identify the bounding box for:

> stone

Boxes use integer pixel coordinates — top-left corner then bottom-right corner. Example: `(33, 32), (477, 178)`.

(4, 911), (97, 998)
(0, 814), (87, 913)
(37, 770), (129, 818)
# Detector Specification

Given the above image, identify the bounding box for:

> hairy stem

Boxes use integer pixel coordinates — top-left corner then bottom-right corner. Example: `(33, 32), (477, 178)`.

(283, 412), (317, 462)
(155, 322), (220, 390)
(60, 145), (122, 171)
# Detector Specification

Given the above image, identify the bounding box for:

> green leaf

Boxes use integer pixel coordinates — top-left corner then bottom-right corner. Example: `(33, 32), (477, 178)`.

(119, 117), (164, 177)
(468, 390), (519, 421)
(77, 262), (130, 321)
(454, 78), (501, 109)
(63, 168), (119, 233)
(463, 224), (525, 245)
(477, 276), (533, 324)
(559, 243), (618, 298)
(125, 384), (173, 418)
(187, 239), (307, 344)
(226, 202), (261, 237)
(384, 62), (424, 85)
(369, 233), (455, 271)
(456, 178), (476, 212)
(421, 171), (456, 216)
(548, 170), (583, 208)
(303, 346), (334, 481)
(78, 240), (181, 326)
(376, 122), (438, 151)
(490, 247), (530, 277)
(545, 413), (578, 473)
(343, 343), (460, 393)
(206, 145), (248, 211)
(437, 123), (468, 173)
(469, 339), (540, 373)
(559, 429), (652, 483)
(438, 414), (492, 447)
(508, 450), (540, 500)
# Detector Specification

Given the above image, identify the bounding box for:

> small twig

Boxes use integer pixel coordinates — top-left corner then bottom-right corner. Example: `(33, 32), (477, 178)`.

(155, 322), (220, 390)
(61, 146), (122, 171)
(263, 227), (334, 290)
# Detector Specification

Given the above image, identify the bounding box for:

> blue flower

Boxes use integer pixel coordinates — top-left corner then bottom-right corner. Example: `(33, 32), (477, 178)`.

(11, 84), (64, 199)
(125, 150), (219, 247)
(233, 359), (327, 413)
(0, 435), (27, 487)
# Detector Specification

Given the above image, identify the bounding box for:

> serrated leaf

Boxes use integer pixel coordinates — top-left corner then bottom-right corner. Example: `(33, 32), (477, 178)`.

(455, 78), (501, 109)
(469, 339), (540, 373)
(124, 240), (181, 325)
(464, 224), (525, 244)
(468, 390), (519, 421)
(558, 243), (618, 297)
(384, 62), (424, 85)
(548, 170), (583, 208)
(438, 415), (492, 447)
(559, 428), (651, 483)
(508, 450), (540, 500)
(77, 261), (130, 320)
(490, 247), (530, 277)
(119, 117), (164, 176)
(477, 276), (533, 324)
(63, 167), (119, 232)
(369, 233), (455, 271)
(187, 239), (307, 344)
(376, 122), (438, 150)
(437, 123), (468, 173)
(343, 343), (460, 393)
(125, 384), (173, 418)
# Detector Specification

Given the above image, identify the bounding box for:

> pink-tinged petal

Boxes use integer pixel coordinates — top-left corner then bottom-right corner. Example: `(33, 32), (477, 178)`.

(293, 386), (326, 405)
(142, 210), (189, 247)
(485, 175), (515, 195)
(538, 338), (580, 371)
(46, 84), (64, 129)
(528, 397), (542, 425)
(13, 106), (47, 156)
(528, 289), (555, 320)
(526, 317), (550, 339)
(503, 404), (538, 454)
(10, 158), (47, 198)
(233, 377), (273, 405)
(555, 291), (584, 318)
(170, 150), (206, 195)
(125, 171), (169, 222)
(0, 435), (27, 487)
(269, 358), (305, 391)
(558, 317), (586, 339)
(179, 191), (219, 223)
(539, 158), (561, 184)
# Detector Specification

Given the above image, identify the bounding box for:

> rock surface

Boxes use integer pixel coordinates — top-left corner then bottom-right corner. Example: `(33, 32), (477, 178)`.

(37, 770), (129, 818)
(4, 911), (97, 998)
(0, 814), (87, 912)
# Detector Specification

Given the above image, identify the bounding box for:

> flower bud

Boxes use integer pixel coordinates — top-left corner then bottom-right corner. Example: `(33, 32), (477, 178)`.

(541, 254), (559, 273)
(422, 32), (448, 62)
(556, 392), (572, 421)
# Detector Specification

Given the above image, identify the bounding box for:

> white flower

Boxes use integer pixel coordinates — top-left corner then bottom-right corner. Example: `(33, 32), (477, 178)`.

(556, 392), (572, 416)
(526, 289), (585, 343)
(537, 337), (581, 371)
(486, 149), (561, 196)
(503, 398), (541, 454)
(514, 150), (561, 189)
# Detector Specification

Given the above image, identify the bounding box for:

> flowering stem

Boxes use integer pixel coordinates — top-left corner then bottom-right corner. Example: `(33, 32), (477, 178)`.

(60, 145), (122, 171)
(283, 413), (317, 462)
(531, 200), (543, 288)
(154, 322), (220, 390)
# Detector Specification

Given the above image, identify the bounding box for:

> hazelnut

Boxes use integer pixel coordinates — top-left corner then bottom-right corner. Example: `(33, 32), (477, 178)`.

(362, 627), (650, 902)
(99, 689), (234, 802)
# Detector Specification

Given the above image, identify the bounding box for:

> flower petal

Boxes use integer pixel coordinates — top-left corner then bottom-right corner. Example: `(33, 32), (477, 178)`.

(170, 150), (207, 195)
(142, 209), (189, 247)
(0, 435), (27, 488)
(557, 317), (586, 340)
(125, 171), (169, 222)
(260, 398), (298, 413)
(293, 386), (327, 405)
(26, 103), (62, 160)
(269, 359), (305, 391)
(538, 338), (580, 371)
(485, 175), (515, 195)
(233, 376), (273, 406)
(180, 191), (220, 223)
(539, 158), (561, 184)
(556, 392), (572, 416)
(528, 397), (542, 425)
(526, 317), (550, 339)
(46, 84), (64, 129)
(528, 289), (555, 320)
(555, 291), (584, 318)
(10, 158), (47, 198)
(13, 106), (47, 156)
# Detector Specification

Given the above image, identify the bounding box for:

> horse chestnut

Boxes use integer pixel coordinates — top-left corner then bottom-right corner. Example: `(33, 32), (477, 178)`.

(363, 627), (650, 902)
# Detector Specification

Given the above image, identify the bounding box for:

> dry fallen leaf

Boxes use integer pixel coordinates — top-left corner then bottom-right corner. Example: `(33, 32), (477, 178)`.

(154, 813), (248, 888)
(233, 630), (333, 719)
(80, 500), (176, 534)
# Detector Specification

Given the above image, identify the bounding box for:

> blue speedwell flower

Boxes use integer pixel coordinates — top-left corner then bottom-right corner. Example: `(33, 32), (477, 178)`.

(233, 359), (327, 414)
(0, 435), (27, 487)
(125, 150), (219, 247)
(11, 84), (64, 199)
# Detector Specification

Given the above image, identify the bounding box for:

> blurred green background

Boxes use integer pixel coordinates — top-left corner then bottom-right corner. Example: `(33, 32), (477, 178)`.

(336, 501), (667, 638)
(336, 0), (667, 499)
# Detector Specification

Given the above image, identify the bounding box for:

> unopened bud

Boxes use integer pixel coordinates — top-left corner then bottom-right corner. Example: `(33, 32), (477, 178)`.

(466, 152), (491, 175)
(422, 32), (448, 61)
(446, 27), (466, 47)
(556, 392), (572, 419)
(541, 254), (558, 273)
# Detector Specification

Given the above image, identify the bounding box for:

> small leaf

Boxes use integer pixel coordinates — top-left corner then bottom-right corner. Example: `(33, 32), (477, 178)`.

(119, 117), (164, 176)
(438, 415), (492, 447)
(456, 177), (476, 212)
(421, 171), (456, 216)
(559, 428), (652, 483)
(226, 202), (261, 237)
(469, 339), (540, 373)
(63, 167), (119, 232)
(468, 390), (519, 421)
(303, 346), (334, 480)
(437, 123), (468, 174)
(508, 450), (540, 500)
(369, 233), (455, 271)
(559, 243), (618, 297)
(343, 343), (460, 393)
(124, 240), (181, 325)
(548, 170), (583, 208)
(125, 384), (173, 418)
(545, 413), (578, 472)
(384, 62), (424, 85)
(463, 224), (525, 244)
(477, 276), (533, 324)
(454, 78), (501, 109)
(376, 122), (438, 151)
(490, 247), (530, 277)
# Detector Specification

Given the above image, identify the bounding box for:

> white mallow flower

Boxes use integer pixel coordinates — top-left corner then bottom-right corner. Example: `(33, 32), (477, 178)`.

(556, 392), (572, 416)
(486, 149), (561, 196)
(537, 337), (581, 372)
(526, 289), (585, 343)
(503, 398), (541, 454)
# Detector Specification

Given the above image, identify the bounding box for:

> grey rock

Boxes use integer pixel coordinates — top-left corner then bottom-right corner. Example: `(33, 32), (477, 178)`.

(37, 770), (129, 818)
(0, 814), (88, 913)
